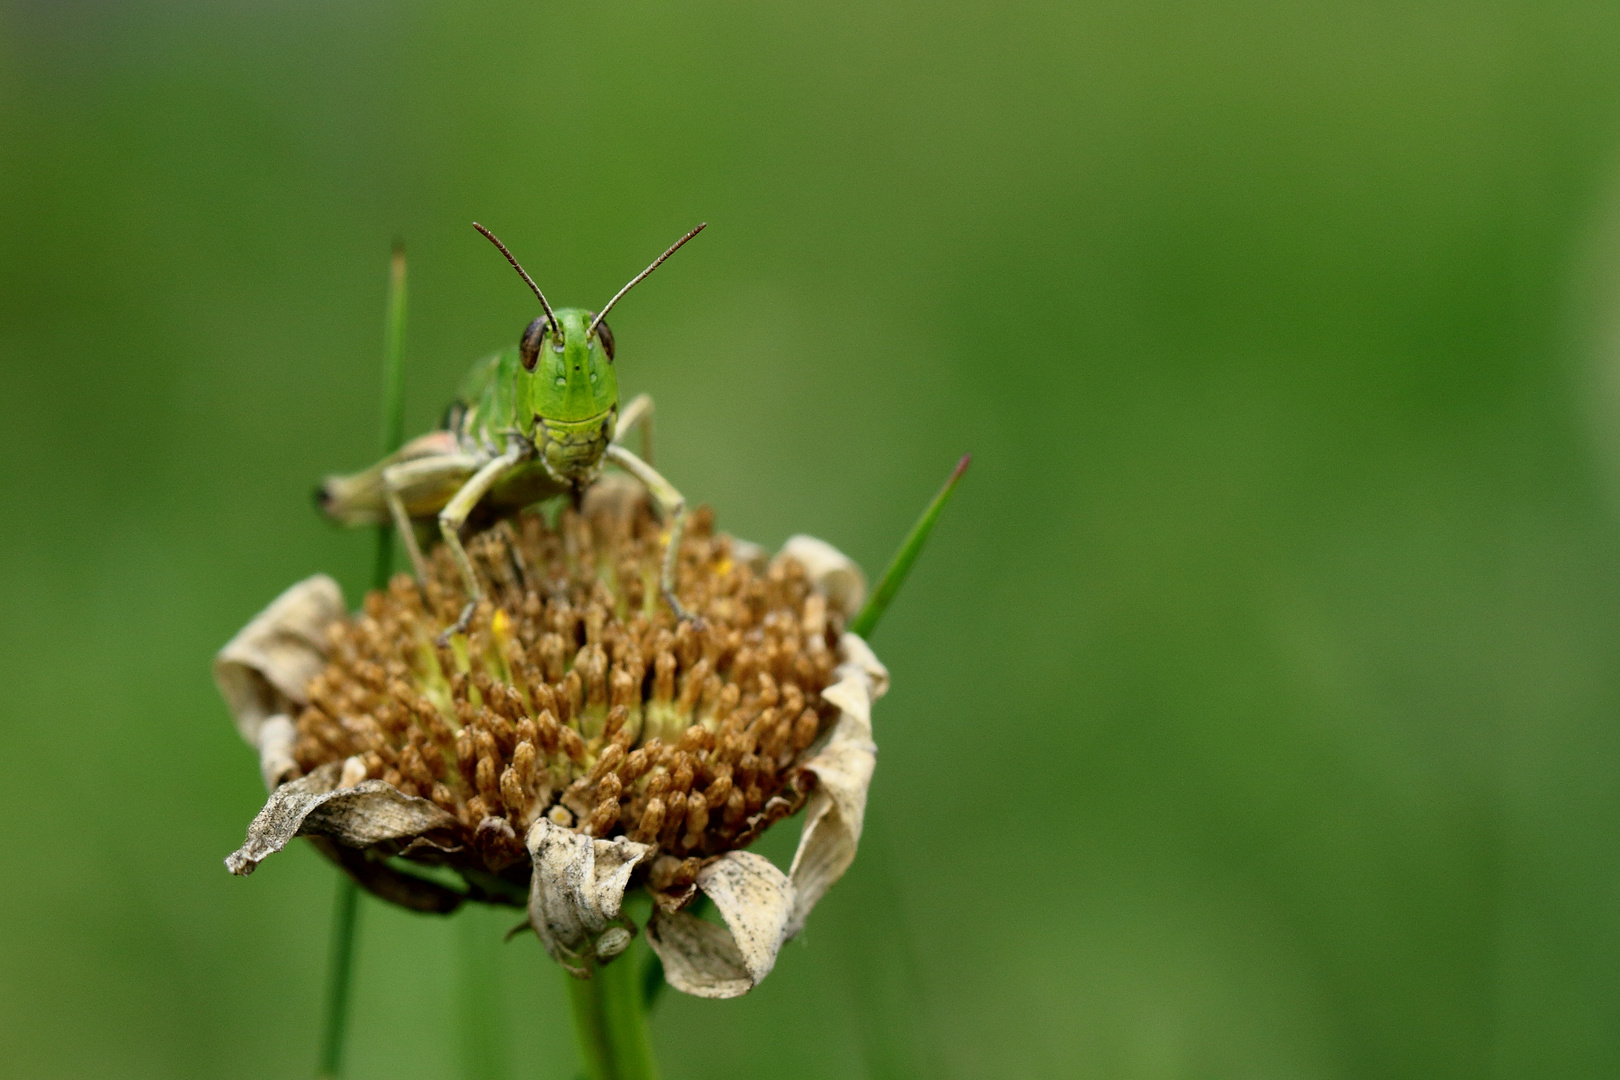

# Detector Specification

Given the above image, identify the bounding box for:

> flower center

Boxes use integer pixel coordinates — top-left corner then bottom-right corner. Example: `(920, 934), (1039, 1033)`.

(293, 480), (844, 882)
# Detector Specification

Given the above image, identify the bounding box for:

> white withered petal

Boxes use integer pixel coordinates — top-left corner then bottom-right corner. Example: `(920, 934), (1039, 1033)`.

(787, 632), (885, 935)
(778, 534), (867, 616)
(647, 851), (792, 998)
(524, 819), (653, 975)
(226, 760), (458, 875)
(214, 574), (344, 789)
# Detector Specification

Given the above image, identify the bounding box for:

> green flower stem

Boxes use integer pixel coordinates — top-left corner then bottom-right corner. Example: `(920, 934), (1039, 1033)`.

(568, 954), (660, 1080)
(850, 453), (971, 639)
(317, 242), (409, 1079)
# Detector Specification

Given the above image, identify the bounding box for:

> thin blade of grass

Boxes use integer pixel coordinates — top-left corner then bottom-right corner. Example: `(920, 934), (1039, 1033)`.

(319, 242), (408, 1079)
(372, 242), (409, 592)
(316, 877), (360, 1079)
(850, 453), (970, 639)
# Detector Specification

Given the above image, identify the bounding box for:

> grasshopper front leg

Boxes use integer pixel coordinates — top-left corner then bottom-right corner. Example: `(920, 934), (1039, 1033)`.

(604, 443), (697, 623)
(613, 392), (656, 465)
(437, 443), (529, 643)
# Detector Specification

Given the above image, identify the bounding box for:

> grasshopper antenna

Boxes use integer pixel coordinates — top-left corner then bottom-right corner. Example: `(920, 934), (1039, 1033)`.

(589, 222), (707, 338)
(473, 222), (559, 331)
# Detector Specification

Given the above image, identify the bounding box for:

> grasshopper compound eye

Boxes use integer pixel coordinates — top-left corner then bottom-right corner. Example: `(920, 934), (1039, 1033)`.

(594, 317), (615, 362)
(519, 315), (554, 372)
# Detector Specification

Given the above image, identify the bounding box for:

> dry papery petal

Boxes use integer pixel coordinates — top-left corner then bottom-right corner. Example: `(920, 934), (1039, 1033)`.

(647, 852), (792, 998)
(787, 632), (886, 935)
(646, 630), (887, 998)
(225, 760), (458, 875)
(213, 575), (344, 789)
(524, 819), (652, 974)
(777, 535), (867, 618)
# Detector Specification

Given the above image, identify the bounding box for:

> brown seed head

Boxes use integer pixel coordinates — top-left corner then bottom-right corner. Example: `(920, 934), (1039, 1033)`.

(291, 491), (846, 877)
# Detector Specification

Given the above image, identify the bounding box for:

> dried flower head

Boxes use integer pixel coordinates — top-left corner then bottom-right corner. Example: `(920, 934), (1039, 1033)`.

(217, 476), (886, 996)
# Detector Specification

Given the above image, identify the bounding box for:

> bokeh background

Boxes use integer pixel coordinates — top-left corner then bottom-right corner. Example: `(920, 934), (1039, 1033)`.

(7, 1), (1620, 1077)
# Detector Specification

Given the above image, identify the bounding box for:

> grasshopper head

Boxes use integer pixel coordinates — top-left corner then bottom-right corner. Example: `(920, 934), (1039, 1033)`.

(472, 220), (707, 444)
(520, 307), (618, 429)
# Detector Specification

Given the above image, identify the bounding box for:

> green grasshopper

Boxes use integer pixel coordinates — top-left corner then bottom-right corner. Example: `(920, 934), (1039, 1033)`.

(318, 222), (706, 641)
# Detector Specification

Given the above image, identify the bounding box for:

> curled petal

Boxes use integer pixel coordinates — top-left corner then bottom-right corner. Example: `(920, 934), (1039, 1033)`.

(309, 838), (465, 914)
(646, 912), (745, 995)
(255, 714), (300, 792)
(779, 535), (866, 617)
(225, 761), (457, 876)
(785, 633), (886, 937)
(646, 852), (793, 999)
(824, 630), (890, 706)
(213, 575), (345, 787)
(524, 819), (652, 974)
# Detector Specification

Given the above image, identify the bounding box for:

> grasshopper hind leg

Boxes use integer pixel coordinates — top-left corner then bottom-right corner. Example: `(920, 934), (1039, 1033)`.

(378, 454), (482, 587)
(383, 476), (431, 585)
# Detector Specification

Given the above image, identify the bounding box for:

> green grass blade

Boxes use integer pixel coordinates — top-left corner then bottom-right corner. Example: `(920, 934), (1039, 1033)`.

(319, 244), (409, 1079)
(849, 454), (971, 640)
(381, 241), (409, 456)
(372, 242), (408, 593)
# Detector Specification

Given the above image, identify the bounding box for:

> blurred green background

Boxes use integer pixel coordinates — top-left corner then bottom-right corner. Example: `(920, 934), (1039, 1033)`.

(6, 1), (1620, 1077)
